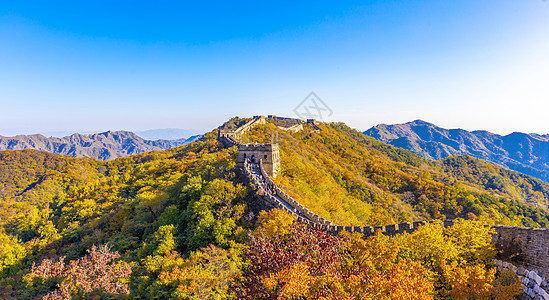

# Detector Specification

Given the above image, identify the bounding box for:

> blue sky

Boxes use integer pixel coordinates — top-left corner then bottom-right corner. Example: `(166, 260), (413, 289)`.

(1, 0), (548, 136)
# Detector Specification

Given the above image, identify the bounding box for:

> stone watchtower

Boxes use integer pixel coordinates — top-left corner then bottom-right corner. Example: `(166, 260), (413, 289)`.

(218, 129), (236, 140)
(237, 143), (280, 177)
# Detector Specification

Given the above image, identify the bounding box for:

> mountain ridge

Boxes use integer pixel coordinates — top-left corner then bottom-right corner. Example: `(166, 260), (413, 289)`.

(135, 128), (202, 140)
(0, 130), (201, 160)
(364, 120), (549, 182)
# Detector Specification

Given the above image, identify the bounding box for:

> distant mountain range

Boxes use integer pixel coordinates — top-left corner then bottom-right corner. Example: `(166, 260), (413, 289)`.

(0, 131), (202, 160)
(0, 128), (202, 140)
(364, 120), (549, 182)
(135, 128), (203, 140)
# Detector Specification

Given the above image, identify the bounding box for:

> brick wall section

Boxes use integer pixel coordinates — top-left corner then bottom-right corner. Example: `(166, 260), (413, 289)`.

(232, 116), (266, 138)
(278, 123), (303, 133)
(492, 226), (549, 280)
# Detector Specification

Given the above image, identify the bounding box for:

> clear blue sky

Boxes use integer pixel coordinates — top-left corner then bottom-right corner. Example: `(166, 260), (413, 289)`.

(1, 0), (548, 136)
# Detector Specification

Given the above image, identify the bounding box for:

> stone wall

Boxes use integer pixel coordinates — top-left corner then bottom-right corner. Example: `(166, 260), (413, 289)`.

(218, 135), (242, 148)
(267, 115), (303, 125)
(278, 123), (303, 133)
(234, 115), (266, 138)
(243, 159), (303, 215)
(492, 225), (549, 282)
(266, 115), (305, 133)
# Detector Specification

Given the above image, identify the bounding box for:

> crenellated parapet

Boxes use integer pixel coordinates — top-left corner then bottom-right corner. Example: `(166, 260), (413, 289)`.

(293, 218), (459, 237)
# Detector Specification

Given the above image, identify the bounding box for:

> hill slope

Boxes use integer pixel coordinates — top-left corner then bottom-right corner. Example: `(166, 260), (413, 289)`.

(364, 120), (549, 182)
(0, 131), (200, 160)
(0, 133), (257, 298)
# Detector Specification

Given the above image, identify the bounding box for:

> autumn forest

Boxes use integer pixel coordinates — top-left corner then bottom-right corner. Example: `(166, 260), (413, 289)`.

(0, 118), (548, 299)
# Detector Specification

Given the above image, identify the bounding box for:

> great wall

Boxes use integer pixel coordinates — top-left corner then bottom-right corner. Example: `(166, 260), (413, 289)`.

(218, 115), (549, 299)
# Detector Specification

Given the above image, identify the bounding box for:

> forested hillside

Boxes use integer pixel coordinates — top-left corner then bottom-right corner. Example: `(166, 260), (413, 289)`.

(0, 132), (257, 298)
(0, 117), (545, 299)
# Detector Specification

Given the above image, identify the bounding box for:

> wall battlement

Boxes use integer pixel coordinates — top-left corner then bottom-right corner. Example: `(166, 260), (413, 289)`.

(267, 115), (303, 124)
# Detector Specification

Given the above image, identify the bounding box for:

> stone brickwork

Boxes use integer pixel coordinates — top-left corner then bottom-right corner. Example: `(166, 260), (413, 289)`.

(492, 226), (549, 285)
(278, 123), (303, 133)
(265, 115), (306, 132)
(495, 259), (549, 299)
(267, 115), (303, 125)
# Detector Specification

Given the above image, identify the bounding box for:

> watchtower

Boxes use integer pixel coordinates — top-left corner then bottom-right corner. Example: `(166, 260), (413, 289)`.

(237, 143), (280, 177)
(218, 129), (236, 140)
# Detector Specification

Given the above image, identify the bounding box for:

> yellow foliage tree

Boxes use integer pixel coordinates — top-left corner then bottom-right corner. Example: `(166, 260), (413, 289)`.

(441, 260), (522, 300)
(254, 208), (296, 237)
(442, 260), (496, 300)
(345, 231), (435, 300)
(157, 245), (241, 299)
(445, 218), (497, 265)
(262, 263), (314, 297)
(398, 221), (459, 269)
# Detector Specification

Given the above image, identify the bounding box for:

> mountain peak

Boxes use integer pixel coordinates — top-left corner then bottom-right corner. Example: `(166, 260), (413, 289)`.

(408, 119), (435, 126)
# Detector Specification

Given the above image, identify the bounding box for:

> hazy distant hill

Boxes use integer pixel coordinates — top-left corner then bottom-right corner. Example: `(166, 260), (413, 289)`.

(135, 128), (202, 140)
(0, 131), (201, 160)
(364, 120), (549, 182)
